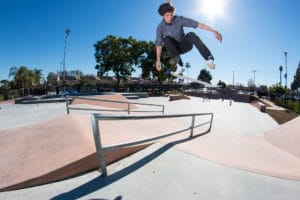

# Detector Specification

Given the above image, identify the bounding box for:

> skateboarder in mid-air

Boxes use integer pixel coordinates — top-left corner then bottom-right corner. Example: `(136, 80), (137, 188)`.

(155, 0), (223, 75)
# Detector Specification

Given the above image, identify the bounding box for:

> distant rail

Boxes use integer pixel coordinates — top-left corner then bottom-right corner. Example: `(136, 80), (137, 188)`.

(91, 112), (214, 176)
(65, 96), (165, 115)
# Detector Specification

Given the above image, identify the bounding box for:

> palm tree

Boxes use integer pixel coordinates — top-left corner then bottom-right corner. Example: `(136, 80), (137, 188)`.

(9, 66), (43, 96)
(279, 65), (283, 86)
(185, 62), (191, 77)
(0, 79), (9, 87)
(9, 66), (26, 96)
(33, 68), (44, 86)
(185, 62), (191, 69)
(0, 79), (10, 100)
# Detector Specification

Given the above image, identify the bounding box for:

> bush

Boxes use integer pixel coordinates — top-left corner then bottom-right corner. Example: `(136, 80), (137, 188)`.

(275, 98), (300, 114)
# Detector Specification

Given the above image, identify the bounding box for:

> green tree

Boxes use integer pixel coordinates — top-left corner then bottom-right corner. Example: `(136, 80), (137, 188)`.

(79, 74), (97, 87)
(197, 68), (212, 83)
(9, 66), (29, 96)
(95, 35), (174, 89)
(269, 84), (286, 98)
(138, 41), (156, 79)
(0, 79), (9, 88)
(217, 80), (226, 88)
(257, 85), (268, 97)
(9, 66), (43, 96)
(137, 41), (173, 86)
(47, 72), (59, 87)
(291, 61), (300, 91)
(33, 68), (44, 86)
(94, 35), (142, 87)
(185, 62), (191, 70)
(0, 80), (10, 97)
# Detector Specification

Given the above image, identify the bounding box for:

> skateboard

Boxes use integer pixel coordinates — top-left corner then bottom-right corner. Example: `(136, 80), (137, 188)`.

(170, 72), (216, 88)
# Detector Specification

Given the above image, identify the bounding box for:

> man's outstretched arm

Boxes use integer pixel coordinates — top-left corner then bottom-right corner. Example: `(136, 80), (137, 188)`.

(198, 23), (223, 42)
(166, 0), (222, 42)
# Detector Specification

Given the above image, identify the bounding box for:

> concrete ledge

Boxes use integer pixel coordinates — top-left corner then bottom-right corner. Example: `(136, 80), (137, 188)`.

(233, 93), (251, 103)
(121, 92), (149, 98)
(124, 95), (139, 100)
(169, 95), (191, 101)
(254, 101), (266, 112)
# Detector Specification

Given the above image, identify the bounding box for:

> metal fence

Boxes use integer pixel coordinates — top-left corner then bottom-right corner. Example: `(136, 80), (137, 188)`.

(91, 112), (214, 176)
(65, 96), (165, 115)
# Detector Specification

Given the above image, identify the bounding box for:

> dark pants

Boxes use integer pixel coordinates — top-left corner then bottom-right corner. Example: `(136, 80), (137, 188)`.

(162, 32), (213, 66)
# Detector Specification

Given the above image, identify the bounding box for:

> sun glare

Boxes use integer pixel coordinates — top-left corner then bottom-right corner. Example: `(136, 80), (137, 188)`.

(200, 0), (226, 20)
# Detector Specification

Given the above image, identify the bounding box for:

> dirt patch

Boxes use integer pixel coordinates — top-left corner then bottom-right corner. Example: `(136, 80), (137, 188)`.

(0, 99), (15, 105)
(266, 109), (299, 125)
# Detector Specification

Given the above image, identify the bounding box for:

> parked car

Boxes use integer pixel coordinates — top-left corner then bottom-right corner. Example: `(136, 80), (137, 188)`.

(280, 94), (290, 100)
(293, 95), (300, 101)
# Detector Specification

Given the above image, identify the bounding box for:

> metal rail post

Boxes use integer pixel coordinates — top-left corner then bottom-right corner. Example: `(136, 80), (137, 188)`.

(208, 113), (214, 132)
(66, 96), (70, 114)
(91, 115), (107, 176)
(190, 115), (195, 137)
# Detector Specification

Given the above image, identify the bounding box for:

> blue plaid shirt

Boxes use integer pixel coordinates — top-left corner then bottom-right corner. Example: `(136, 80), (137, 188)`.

(155, 15), (198, 46)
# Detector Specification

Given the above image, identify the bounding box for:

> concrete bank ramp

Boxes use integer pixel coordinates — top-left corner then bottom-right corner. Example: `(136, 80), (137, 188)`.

(0, 114), (149, 192)
(265, 116), (300, 158)
(71, 94), (138, 110)
(168, 116), (300, 181)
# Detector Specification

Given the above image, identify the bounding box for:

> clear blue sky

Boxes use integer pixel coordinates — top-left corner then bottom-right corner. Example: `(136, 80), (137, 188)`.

(1, 0), (299, 87)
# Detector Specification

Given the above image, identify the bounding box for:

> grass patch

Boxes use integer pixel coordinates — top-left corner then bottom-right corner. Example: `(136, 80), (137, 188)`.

(0, 95), (4, 101)
(266, 109), (299, 125)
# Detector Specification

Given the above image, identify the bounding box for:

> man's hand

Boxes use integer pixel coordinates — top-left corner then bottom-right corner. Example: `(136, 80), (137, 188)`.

(198, 23), (223, 43)
(156, 61), (162, 72)
(214, 31), (223, 43)
(156, 46), (163, 72)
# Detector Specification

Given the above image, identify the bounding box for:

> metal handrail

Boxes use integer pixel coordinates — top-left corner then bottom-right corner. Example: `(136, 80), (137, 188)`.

(91, 112), (214, 176)
(65, 96), (165, 115)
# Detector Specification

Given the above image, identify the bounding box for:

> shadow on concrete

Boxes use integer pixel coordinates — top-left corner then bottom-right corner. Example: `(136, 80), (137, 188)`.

(51, 132), (208, 200)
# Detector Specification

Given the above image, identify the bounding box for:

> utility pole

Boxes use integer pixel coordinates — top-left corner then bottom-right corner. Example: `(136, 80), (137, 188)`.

(284, 51), (288, 89)
(63, 28), (71, 94)
(252, 70), (257, 93)
(279, 65), (283, 86)
(252, 70), (257, 86)
(232, 70), (235, 89)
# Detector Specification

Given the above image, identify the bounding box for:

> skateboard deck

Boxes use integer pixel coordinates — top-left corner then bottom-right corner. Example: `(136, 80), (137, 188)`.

(171, 72), (215, 88)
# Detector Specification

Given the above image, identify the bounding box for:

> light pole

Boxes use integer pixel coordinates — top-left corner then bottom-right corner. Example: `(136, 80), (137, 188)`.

(251, 70), (257, 93)
(252, 70), (257, 86)
(279, 65), (283, 86)
(284, 52), (288, 89)
(63, 28), (71, 94)
(232, 70), (235, 89)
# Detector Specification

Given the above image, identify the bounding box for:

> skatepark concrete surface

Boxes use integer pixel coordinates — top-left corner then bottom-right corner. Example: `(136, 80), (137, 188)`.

(1, 94), (300, 199)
